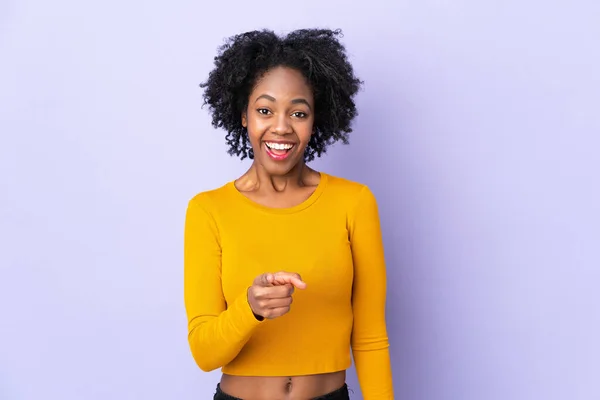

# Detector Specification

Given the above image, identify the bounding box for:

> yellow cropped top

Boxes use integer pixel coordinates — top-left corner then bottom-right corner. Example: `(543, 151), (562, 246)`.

(184, 172), (394, 398)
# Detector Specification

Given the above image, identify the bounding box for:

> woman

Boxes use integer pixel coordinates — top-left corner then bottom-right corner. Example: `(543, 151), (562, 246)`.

(184, 29), (394, 399)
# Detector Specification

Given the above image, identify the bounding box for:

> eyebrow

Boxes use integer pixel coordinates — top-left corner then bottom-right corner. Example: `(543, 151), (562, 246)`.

(255, 94), (312, 110)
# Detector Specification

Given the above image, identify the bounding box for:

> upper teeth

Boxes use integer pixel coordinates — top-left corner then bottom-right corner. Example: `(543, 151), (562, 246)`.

(266, 142), (293, 150)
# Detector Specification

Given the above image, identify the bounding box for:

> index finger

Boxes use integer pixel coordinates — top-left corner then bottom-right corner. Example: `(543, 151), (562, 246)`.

(273, 272), (307, 289)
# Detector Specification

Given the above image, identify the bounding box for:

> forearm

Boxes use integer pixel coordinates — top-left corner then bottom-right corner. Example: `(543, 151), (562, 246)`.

(188, 289), (261, 372)
(353, 346), (394, 399)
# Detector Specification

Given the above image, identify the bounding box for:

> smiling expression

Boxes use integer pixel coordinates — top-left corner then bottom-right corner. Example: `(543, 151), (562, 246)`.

(242, 66), (315, 175)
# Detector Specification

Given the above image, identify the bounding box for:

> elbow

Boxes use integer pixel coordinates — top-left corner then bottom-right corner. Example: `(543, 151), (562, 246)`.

(188, 327), (223, 372)
(195, 357), (220, 373)
(352, 335), (390, 352)
(189, 339), (222, 372)
(351, 317), (391, 352)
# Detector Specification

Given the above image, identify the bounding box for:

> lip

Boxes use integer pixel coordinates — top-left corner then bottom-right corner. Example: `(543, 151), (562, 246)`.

(264, 140), (296, 145)
(264, 141), (296, 161)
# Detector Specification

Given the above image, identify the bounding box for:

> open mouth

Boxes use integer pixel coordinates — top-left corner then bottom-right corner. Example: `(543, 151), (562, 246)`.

(264, 141), (295, 161)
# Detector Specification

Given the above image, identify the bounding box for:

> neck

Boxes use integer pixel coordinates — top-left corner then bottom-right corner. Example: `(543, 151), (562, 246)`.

(247, 161), (310, 192)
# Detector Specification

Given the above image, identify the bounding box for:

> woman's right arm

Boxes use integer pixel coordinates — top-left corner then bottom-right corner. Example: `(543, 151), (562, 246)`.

(184, 196), (263, 372)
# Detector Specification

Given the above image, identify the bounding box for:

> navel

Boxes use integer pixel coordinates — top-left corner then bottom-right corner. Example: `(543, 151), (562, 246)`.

(284, 376), (292, 393)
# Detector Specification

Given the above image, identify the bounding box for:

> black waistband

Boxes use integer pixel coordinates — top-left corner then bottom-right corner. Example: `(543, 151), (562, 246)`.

(214, 383), (349, 400)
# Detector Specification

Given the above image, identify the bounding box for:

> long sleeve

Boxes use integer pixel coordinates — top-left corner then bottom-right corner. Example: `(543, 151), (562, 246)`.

(348, 186), (394, 399)
(184, 196), (263, 372)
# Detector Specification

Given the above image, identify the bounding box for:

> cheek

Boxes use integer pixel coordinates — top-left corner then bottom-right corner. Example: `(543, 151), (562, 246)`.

(297, 120), (314, 143)
(293, 114), (314, 138)
(246, 119), (266, 141)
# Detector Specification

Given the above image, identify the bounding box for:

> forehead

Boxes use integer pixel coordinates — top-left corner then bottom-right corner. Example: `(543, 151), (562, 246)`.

(251, 66), (313, 99)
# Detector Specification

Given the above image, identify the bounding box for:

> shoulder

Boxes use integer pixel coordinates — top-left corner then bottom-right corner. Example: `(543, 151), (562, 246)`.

(322, 173), (376, 204)
(187, 181), (234, 212)
(322, 174), (382, 234)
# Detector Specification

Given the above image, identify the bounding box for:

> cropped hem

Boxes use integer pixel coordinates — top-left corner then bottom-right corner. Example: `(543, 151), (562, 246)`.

(222, 359), (351, 377)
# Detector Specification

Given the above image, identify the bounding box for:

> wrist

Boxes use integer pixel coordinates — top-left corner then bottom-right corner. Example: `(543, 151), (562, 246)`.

(247, 286), (264, 321)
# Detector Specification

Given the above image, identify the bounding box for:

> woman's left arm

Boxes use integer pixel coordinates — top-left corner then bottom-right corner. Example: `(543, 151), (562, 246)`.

(349, 186), (394, 399)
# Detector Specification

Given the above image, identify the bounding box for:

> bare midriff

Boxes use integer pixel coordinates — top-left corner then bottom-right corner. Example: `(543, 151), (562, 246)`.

(219, 370), (346, 400)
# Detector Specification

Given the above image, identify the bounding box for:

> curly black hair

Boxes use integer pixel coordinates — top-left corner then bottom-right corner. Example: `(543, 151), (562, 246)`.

(200, 28), (363, 161)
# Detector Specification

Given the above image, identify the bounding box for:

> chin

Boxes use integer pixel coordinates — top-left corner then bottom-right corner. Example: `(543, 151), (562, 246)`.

(258, 156), (305, 176)
(260, 159), (302, 176)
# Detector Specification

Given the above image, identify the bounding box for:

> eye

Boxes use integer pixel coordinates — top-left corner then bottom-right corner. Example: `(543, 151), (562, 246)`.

(257, 108), (271, 115)
(292, 112), (307, 118)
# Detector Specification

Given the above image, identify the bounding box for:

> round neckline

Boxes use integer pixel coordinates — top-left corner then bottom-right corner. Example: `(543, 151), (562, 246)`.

(227, 172), (328, 214)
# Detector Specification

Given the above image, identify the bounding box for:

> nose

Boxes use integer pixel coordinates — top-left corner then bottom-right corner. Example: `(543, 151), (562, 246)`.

(273, 113), (292, 135)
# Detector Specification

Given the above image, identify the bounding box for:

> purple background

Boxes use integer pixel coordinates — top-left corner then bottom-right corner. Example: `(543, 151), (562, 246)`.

(1, 0), (599, 399)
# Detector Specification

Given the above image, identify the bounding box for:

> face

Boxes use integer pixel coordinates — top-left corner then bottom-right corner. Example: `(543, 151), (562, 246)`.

(242, 66), (315, 176)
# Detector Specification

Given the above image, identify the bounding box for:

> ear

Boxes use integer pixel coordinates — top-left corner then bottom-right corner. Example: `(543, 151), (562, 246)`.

(241, 112), (247, 128)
